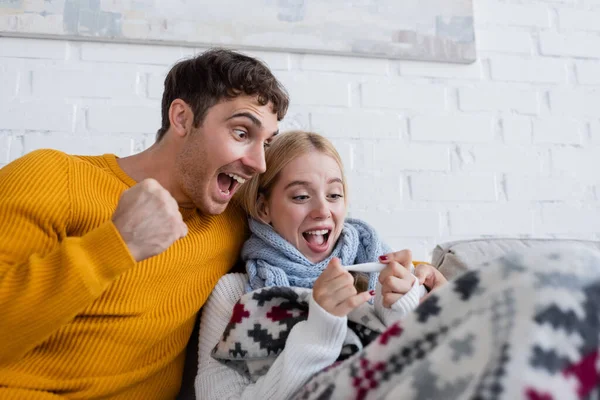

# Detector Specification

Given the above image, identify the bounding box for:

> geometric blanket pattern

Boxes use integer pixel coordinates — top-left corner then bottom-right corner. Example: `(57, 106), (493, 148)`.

(292, 244), (600, 400)
(212, 286), (386, 382)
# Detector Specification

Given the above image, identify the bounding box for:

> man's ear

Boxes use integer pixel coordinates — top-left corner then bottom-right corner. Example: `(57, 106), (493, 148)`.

(256, 193), (271, 224)
(169, 99), (192, 138)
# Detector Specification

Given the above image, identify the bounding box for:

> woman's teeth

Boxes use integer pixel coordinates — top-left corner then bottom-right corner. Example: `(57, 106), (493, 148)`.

(305, 229), (328, 235)
(226, 173), (246, 184)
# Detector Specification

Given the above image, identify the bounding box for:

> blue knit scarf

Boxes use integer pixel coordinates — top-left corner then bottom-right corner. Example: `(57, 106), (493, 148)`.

(242, 218), (391, 292)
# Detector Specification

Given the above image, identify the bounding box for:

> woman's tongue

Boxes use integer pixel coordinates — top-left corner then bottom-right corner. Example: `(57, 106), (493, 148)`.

(305, 233), (326, 247)
(217, 173), (232, 194)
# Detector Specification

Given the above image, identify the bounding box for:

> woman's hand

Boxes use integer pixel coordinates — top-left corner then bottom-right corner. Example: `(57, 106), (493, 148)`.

(379, 249), (448, 301)
(414, 263), (447, 301)
(313, 257), (373, 317)
(378, 260), (416, 308)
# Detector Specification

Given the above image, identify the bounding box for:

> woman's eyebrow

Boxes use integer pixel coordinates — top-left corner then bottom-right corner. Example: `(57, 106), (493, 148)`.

(284, 181), (310, 190)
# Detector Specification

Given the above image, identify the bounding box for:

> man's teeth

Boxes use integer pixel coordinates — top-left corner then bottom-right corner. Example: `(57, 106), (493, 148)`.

(305, 229), (329, 235)
(226, 173), (246, 184)
(220, 189), (230, 195)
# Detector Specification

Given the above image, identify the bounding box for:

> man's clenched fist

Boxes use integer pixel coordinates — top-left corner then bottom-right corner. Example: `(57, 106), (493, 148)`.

(112, 179), (188, 262)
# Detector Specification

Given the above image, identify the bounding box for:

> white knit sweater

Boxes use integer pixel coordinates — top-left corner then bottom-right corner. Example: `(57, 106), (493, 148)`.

(194, 272), (426, 400)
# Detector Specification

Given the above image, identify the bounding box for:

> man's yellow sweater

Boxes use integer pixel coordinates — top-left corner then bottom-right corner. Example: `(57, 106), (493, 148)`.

(0, 149), (248, 399)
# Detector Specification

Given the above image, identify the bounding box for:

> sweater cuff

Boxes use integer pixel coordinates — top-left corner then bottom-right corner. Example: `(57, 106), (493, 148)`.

(375, 275), (426, 326)
(307, 293), (347, 346)
(78, 220), (136, 293)
(390, 275), (424, 314)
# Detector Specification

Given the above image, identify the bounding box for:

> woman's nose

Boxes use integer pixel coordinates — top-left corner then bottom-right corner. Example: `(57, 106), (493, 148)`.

(310, 199), (331, 220)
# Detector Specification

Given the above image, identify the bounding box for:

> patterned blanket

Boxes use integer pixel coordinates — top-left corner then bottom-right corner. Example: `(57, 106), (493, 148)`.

(211, 286), (387, 382)
(292, 244), (600, 400)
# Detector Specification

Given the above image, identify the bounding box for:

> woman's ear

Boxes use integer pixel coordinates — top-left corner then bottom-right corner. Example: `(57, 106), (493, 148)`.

(256, 193), (271, 224)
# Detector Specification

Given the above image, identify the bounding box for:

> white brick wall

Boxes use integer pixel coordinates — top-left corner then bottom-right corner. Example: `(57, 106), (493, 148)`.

(278, 73), (351, 107)
(537, 205), (600, 234)
(489, 56), (567, 84)
(22, 133), (134, 157)
(533, 118), (583, 145)
(1, 0), (599, 260)
(410, 173), (498, 202)
(540, 32), (600, 58)
(361, 82), (447, 111)
(0, 67), (19, 101)
(550, 89), (600, 117)
(502, 116), (532, 144)
(576, 61), (600, 84)
(449, 206), (534, 236)
(558, 9), (600, 32)
(591, 121), (600, 144)
(458, 86), (539, 114)
(32, 69), (138, 98)
(476, 29), (533, 54)
(552, 147), (600, 184)
(476, 2), (550, 28)
(506, 175), (587, 202)
(2, 102), (74, 131)
(310, 111), (404, 140)
(0, 136), (10, 165)
(87, 105), (161, 134)
(411, 115), (494, 143)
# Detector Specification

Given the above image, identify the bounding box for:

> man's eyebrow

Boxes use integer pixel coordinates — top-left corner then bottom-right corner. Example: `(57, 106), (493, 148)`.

(328, 178), (343, 184)
(226, 112), (262, 127)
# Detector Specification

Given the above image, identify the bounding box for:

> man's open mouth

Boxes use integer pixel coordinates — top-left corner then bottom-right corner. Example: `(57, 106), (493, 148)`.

(217, 172), (246, 196)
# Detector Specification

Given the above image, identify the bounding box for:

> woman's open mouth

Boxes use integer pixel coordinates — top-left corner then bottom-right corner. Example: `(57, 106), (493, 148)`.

(217, 172), (246, 199)
(302, 229), (331, 253)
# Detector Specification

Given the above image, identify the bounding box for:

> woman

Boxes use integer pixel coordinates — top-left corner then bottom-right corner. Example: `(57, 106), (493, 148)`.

(194, 131), (443, 399)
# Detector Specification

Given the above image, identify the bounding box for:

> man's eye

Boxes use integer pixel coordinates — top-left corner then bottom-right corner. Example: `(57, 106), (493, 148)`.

(330, 194), (344, 200)
(234, 129), (247, 139)
(293, 195), (309, 201)
(263, 141), (271, 149)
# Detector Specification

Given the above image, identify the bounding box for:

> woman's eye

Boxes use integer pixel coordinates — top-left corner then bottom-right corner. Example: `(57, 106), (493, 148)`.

(293, 195), (309, 201)
(330, 194), (344, 200)
(234, 129), (247, 139)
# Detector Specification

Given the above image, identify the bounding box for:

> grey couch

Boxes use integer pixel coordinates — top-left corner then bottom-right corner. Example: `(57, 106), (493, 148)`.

(431, 238), (600, 280)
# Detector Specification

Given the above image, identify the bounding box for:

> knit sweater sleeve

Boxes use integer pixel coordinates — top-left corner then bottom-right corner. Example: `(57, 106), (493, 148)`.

(195, 273), (347, 400)
(374, 265), (428, 327)
(0, 150), (136, 364)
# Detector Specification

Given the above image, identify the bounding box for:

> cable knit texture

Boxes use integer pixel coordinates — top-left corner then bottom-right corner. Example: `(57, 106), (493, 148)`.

(243, 218), (391, 292)
(0, 149), (248, 399)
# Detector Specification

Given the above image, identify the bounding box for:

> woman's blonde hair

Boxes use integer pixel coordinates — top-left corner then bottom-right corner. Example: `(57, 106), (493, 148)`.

(236, 130), (348, 220)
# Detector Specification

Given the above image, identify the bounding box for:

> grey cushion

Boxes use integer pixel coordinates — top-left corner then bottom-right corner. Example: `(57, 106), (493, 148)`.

(431, 238), (600, 280)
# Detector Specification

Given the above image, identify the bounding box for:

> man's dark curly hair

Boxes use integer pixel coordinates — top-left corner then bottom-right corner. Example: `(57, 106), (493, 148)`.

(156, 48), (289, 141)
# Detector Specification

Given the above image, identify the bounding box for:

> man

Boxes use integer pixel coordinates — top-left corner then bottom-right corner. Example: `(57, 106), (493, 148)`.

(0, 48), (288, 398)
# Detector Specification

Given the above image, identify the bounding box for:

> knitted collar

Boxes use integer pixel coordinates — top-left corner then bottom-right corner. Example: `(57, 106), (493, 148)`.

(242, 217), (390, 292)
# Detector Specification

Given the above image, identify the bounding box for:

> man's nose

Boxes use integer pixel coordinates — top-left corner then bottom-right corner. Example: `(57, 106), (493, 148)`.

(243, 143), (267, 174)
